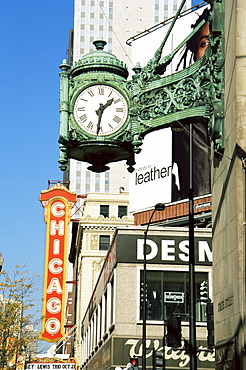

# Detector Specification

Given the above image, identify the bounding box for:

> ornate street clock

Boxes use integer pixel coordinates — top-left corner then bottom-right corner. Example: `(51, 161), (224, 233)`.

(58, 0), (224, 173)
(58, 39), (135, 173)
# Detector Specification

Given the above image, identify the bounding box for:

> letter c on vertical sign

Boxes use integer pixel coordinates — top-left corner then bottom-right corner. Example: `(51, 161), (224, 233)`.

(51, 201), (65, 217)
(47, 297), (61, 314)
(49, 258), (63, 274)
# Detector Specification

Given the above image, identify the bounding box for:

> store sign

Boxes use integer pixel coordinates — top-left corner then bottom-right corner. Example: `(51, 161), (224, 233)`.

(164, 291), (185, 303)
(123, 338), (215, 368)
(87, 337), (214, 370)
(137, 238), (212, 264)
(40, 184), (76, 342)
(116, 234), (212, 266)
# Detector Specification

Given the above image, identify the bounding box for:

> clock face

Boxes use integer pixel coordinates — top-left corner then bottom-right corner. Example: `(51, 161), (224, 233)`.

(73, 84), (128, 136)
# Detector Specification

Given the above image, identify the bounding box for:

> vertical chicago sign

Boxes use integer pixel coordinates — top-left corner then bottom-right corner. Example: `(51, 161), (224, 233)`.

(40, 183), (76, 342)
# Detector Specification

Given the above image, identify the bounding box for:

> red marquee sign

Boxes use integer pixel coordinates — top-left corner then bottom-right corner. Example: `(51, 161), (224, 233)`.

(40, 183), (76, 342)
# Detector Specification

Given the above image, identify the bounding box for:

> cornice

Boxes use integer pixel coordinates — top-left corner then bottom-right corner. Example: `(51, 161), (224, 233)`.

(79, 215), (134, 225)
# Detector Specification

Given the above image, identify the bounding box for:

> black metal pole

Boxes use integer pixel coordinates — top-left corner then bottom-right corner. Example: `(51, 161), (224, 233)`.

(189, 124), (197, 370)
(142, 228), (148, 370)
(163, 323), (166, 370)
(142, 204), (165, 370)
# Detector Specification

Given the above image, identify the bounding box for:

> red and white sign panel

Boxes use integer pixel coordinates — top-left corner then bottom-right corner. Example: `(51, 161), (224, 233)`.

(25, 357), (77, 369)
(40, 183), (76, 342)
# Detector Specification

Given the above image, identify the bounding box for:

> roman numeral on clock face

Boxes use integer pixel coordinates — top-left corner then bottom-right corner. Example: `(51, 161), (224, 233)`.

(87, 89), (94, 97)
(79, 114), (87, 123)
(87, 121), (94, 131)
(98, 87), (104, 95)
(113, 115), (122, 124)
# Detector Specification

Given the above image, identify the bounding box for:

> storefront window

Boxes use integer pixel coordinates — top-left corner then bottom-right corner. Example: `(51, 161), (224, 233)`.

(140, 270), (208, 322)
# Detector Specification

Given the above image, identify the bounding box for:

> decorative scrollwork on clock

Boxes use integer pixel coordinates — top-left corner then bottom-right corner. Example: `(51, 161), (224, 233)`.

(136, 64), (213, 125)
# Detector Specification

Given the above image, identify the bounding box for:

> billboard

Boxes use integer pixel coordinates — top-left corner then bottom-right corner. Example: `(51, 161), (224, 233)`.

(129, 7), (211, 213)
(40, 183), (76, 342)
(129, 129), (172, 212)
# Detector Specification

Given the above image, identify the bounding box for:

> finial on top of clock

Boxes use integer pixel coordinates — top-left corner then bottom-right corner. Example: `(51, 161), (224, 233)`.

(93, 37), (107, 50)
(70, 36), (128, 79)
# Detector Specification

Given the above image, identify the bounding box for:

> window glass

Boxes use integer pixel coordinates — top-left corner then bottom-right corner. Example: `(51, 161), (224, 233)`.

(99, 235), (110, 250)
(140, 270), (208, 322)
(110, 277), (114, 326)
(118, 205), (127, 218)
(95, 173), (100, 192)
(105, 172), (109, 193)
(86, 170), (90, 193)
(100, 205), (109, 218)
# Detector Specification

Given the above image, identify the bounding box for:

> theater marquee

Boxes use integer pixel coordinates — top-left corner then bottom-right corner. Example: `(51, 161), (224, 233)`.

(40, 183), (76, 342)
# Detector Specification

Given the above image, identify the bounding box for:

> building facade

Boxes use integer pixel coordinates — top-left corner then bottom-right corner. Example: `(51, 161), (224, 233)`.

(65, 193), (134, 356)
(60, 0), (216, 366)
(76, 227), (214, 369)
(73, 0), (192, 67)
(212, 1), (246, 369)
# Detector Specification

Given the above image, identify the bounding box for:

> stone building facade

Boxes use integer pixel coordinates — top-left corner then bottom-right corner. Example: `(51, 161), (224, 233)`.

(212, 1), (246, 368)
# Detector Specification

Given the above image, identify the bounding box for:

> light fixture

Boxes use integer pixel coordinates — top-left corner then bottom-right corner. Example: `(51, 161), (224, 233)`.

(142, 203), (165, 370)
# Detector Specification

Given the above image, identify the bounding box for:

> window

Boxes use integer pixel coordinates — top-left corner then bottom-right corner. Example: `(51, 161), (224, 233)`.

(99, 235), (110, 250)
(140, 270), (209, 322)
(118, 206), (127, 218)
(105, 172), (109, 193)
(86, 170), (90, 193)
(100, 205), (109, 218)
(95, 173), (100, 192)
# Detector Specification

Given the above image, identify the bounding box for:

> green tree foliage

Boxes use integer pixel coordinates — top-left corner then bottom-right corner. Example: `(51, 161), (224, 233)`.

(0, 265), (41, 368)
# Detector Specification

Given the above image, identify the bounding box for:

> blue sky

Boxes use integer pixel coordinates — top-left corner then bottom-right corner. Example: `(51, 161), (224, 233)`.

(192, 0), (202, 5)
(0, 0), (73, 333)
(0, 0), (202, 348)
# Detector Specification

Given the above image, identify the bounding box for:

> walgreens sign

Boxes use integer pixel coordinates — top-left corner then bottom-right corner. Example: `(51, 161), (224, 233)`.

(40, 183), (76, 342)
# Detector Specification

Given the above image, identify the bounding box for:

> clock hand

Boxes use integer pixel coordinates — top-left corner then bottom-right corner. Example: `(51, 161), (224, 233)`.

(96, 98), (114, 115)
(96, 103), (104, 117)
(95, 99), (114, 135)
(96, 108), (103, 135)
(103, 98), (114, 110)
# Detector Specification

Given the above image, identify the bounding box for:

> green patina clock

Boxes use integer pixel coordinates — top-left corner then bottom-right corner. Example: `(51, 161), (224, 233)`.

(58, 39), (136, 173)
(58, 0), (224, 173)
